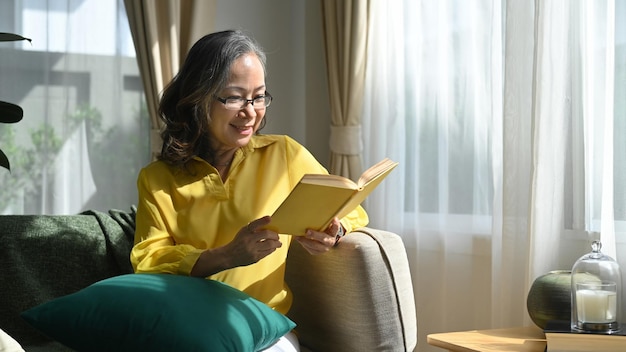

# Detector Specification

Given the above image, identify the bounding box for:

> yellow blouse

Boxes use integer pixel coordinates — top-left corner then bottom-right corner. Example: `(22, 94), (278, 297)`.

(131, 134), (369, 314)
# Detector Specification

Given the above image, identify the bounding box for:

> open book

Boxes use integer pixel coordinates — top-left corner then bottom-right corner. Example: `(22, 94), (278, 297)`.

(265, 158), (398, 235)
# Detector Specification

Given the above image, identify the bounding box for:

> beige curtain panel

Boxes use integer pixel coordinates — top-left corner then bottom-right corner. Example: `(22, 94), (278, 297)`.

(321, 0), (370, 178)
(124, 0), (216, 159)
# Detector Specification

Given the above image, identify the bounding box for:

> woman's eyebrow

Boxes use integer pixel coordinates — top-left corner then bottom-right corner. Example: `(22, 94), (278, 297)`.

(222, 85), (266, 92)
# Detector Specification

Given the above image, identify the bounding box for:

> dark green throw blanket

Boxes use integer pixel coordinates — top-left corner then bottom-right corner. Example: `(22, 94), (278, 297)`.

(0, 207), (136, 349)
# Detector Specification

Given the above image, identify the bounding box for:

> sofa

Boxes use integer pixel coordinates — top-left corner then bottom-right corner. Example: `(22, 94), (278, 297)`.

(0, 207), (417, 352)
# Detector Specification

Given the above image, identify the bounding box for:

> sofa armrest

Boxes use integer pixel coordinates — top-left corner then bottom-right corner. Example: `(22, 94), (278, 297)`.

(285, 227), (417, 352)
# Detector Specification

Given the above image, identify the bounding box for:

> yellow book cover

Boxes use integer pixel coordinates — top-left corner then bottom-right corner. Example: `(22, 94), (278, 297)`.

(265, 158), (398, 235)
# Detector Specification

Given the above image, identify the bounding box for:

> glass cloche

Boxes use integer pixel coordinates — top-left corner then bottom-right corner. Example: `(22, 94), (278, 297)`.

(571, 240), (622, 333)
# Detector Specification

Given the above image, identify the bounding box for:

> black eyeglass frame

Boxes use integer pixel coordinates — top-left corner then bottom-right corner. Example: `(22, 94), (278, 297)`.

(214, 92), (273, 110)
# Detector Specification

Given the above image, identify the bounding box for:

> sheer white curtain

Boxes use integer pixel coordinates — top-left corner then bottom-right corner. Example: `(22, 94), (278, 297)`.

(0, 0), (149, 215)
(362, 0), (625, 350)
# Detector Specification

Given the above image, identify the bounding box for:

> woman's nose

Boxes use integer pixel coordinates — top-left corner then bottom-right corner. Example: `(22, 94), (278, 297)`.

(240, 102), (257, 117)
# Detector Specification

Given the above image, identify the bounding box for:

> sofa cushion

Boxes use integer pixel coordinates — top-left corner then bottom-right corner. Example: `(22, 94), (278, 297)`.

(0, 208), (136, 346)
(21, 273), (296, 352)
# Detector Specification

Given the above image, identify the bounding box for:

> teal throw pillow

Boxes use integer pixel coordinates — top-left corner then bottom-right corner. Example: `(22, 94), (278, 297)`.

(21, 274), (296, 352)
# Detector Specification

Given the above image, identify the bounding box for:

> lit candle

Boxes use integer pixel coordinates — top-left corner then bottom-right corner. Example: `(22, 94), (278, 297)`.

(576, 283), (617, 324)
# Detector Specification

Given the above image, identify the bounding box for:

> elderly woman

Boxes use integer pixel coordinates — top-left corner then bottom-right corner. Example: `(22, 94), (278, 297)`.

(130, 30), (368, 351)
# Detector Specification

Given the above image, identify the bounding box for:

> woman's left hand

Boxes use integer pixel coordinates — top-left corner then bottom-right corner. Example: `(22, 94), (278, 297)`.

(295, 217), (342, 255)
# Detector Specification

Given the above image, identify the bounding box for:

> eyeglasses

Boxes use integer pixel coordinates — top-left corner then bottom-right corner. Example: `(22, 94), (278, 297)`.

(214, 92), (273, 110)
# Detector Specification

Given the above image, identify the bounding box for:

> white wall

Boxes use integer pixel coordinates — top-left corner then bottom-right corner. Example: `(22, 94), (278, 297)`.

(214, 0), (332, 167)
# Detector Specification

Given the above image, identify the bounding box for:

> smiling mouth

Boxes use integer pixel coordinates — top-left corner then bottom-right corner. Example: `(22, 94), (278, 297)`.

(232, 124), (253, 132)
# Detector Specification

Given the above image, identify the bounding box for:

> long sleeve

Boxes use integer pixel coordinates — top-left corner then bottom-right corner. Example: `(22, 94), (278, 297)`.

(130, 135), (369, 313)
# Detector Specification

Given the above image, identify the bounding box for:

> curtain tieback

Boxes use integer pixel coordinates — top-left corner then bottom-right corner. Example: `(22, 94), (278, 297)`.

(329, 125), (363, 155)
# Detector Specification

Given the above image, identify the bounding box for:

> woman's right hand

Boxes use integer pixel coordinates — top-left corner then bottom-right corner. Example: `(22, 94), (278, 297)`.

(190, 215), (281, 277)
(227, 215), (282, 267)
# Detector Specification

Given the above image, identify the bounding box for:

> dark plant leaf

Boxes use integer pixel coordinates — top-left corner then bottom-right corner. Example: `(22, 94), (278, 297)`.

(0, 149), (10, 171)
(0, 32), (32, 43)
(0, 101), (23, 123)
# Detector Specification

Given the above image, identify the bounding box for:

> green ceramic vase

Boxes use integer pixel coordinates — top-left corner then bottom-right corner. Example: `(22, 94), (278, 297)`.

(526, 270), (572, 329)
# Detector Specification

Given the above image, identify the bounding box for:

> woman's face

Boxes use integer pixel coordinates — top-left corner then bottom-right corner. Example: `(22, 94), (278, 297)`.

(208, 53), (267, 154)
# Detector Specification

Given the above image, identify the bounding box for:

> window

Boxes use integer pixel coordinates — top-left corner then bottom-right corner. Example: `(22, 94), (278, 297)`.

(611, 0), (625, 230)
(0, 0), (149, 214)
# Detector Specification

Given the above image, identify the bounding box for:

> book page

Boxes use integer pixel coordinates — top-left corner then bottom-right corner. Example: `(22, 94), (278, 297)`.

(334, 162), (397, 220)
(357, 158), (399, 187)
(299, 174), (358, 189)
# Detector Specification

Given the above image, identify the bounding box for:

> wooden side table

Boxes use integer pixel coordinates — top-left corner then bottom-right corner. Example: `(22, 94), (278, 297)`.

(427, 326), (546, 352)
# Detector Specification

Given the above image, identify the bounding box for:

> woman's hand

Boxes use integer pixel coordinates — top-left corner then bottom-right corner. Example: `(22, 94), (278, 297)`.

(227, 215), (282, 267)
(295, 217), (342, 255)
(191, 216), (281, 277)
